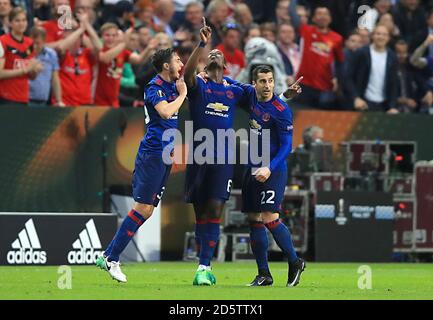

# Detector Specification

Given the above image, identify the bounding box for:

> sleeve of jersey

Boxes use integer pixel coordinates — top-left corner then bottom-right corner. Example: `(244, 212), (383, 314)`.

(145, 84), (168, 108)
(269, 108), (293, 172)
(224, 77), (255, 98)
(0, 40), (4, 59)
(187, 75), (204, 98)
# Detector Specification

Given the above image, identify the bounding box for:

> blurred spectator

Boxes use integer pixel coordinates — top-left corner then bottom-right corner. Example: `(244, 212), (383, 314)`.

(233, 3), (253, 34)
(296, 4), (309, 25)
(137, 24), (153, 51)
(341, 31), (363, 109)
(0, 0), (12, 36)
(171, 0), (194, 29)
(410, 9), (433, 54)
(29, 26), (63, 107)
(275, 0), (290, 24)
(95, 23), (156, 107)
(173, 27), (194, 48)
(393, 0), (427, 44)
(356, 27), (371, 47)
(237, 36), (288, 94)
(41, 0), (71, 45)
(243, 23), (260, 45)
(361, 0), (392, 32)
(276, 22), (301, 84)
(134, 32), (172, 100)
(395, 39), (431, 113)
(75, 0), (97, 27)
(348, 25), (398, 113)
(179, 1), (205, 34)
(377, 12), (400, 48)
(135, 4), (154, 29)
(110, 0), (135, 31)
(289, 0), (344, 109)
(56, 12), (101, 106)
(153, 0), (175, 37)
(0, 7), (43, 105)
(216, 23), (245, 79)
(259, 22), (277, 43)
(206, 0), (229, 47)
(410, 34), (433, 111)
(33, 0), (51, 21)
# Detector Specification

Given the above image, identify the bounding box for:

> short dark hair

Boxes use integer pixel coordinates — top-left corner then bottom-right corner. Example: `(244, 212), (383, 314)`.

(252, 65), (274, 82)
(151, 48), (175, 73)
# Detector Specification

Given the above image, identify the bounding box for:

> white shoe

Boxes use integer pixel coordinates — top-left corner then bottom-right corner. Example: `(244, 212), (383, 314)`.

(107, 260), (127, 283)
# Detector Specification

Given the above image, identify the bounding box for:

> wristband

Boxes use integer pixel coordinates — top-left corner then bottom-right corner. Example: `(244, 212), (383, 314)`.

(279, 93), (290, 102)
(198, 41), (206, 48)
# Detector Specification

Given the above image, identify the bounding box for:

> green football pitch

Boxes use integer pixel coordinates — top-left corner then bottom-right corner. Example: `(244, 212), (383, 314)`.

(0, 262), (432, 300)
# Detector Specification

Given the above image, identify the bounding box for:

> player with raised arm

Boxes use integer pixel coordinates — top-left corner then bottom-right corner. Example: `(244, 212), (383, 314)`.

(183, 18), (245, 286)
(225, 66), (305, 287)
(96, 48), (186, 283)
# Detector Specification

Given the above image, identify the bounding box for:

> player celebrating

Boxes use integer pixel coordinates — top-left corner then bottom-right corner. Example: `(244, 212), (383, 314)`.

(96, 48), (186, 283)
(183, 19), (245, 286)
(226, 66), (306, 287)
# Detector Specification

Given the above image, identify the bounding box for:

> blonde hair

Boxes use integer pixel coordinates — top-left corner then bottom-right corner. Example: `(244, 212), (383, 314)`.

(100, 22), (119, 35)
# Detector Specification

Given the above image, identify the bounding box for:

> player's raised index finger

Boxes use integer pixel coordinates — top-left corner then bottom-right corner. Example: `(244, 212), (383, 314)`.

(202, 17), (207, 27)
(292, 76), (304, 86)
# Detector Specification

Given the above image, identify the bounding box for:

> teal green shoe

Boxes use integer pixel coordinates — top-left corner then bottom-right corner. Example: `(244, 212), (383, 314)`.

(193, 270), (211, 286)
(207, 270), (216, 285)
(95, 255), (108, 271)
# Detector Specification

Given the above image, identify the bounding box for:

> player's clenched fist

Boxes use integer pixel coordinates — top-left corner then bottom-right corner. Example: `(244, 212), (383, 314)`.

(253, 167), (272, 183)
(176, 78), (187, 96)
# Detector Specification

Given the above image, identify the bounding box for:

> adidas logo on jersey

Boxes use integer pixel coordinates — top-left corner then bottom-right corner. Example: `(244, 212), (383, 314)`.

(7, 219), (47, 264)
(67, 219), (104, 264)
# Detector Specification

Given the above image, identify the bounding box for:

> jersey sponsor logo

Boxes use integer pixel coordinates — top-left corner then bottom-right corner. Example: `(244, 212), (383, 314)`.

(311, 41), (332, 57)
(67, 219), (104, 264)
(226, 90), (234, 99)
(205, 103), (230, 118)
(7, 219), (47, 264)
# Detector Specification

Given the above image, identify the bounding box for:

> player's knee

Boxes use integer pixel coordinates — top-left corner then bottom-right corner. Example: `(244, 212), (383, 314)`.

(133, 202), (154, 219)
(261, 212), (279, 224)
(206, 200), (224, 220)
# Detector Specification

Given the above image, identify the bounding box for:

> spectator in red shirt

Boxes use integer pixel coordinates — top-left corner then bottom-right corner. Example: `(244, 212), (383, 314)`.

(94, 23), (157, 107)
(290, 0), (344, 109)
(216, 23), (245, 79)
(0, 7), (43, 105)
(41, 0), (71, 46)
(56, 11), (101, 106)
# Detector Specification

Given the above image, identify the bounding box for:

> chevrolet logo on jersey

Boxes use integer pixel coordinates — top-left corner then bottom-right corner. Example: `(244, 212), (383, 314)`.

(207, 103), (229, 112)
(205, 103), (230, 118)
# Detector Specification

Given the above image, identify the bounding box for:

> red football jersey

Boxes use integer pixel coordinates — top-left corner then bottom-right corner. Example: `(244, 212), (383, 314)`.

(216, 44), (245, 79)
(296, 23), (344, 91)
(58, 48), (95, 106)
(0, 33), (35, 103)
(94, 47), (131, 108)
(42, 20), (64, 43)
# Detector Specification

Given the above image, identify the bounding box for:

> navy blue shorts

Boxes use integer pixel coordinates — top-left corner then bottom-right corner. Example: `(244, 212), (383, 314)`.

(184, 164), (234, 204)
(132, 152), (172, 207)
(241, 167), (287, 213)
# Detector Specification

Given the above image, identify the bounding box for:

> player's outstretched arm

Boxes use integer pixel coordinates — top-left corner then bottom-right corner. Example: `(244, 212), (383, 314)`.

(184, 17), (211, 88)
(155, 79), (187, 119)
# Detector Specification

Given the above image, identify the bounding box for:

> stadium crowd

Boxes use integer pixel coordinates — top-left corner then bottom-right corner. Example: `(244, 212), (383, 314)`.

(1, 0), (433, 113)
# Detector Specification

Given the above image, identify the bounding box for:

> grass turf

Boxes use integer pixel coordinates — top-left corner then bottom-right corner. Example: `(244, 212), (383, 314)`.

(0, 262), (432, 300)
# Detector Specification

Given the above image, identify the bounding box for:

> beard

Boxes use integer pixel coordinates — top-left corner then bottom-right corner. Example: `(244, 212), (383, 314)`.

(206, 60), (222, 71)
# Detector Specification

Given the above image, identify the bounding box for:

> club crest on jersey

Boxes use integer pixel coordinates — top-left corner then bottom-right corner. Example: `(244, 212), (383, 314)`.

(157, 90), (165, 98)
(262, 113), (270, 122)
(226, 90), (234, 99)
